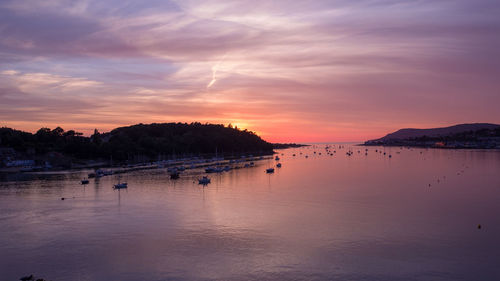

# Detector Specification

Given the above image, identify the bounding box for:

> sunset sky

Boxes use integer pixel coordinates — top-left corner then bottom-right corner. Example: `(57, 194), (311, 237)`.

(1, 0), (499, 142)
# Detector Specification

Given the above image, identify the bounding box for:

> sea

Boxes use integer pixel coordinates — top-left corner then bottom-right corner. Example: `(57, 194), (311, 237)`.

(1, 145), (499, 281)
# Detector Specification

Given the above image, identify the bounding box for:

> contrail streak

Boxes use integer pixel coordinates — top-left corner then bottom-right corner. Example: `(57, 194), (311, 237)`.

(207, 54), (227, 89)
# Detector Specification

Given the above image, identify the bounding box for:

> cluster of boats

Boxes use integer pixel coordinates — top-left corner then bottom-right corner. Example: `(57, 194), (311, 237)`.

(266, 161), (282, 173)
(79, 153), (284, 188)
(80, 145), (400, 190)
(81, 177), (128, 189)
(167, 166), (185, 179)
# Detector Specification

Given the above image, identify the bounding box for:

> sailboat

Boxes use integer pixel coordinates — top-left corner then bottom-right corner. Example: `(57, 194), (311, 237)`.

(114, 176), (128, 189)
(198, 176), (211, 185)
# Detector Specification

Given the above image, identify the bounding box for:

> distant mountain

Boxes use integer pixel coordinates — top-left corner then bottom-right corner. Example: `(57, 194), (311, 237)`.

(377, 123), (500, 141)
(365, 123), (500, 148)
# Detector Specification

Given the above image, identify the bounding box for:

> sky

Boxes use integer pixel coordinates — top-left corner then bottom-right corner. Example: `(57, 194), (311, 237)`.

(1, 0), (499, 142)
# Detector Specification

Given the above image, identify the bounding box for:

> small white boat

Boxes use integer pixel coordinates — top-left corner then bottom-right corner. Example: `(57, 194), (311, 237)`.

(198, 176), (211, 185)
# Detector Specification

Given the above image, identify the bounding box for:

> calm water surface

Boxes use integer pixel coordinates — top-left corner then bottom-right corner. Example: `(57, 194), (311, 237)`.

(1, 145), (500, 281)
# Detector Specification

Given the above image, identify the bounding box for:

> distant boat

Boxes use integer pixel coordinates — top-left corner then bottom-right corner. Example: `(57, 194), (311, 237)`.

(275, 156), (280, 161)
(81, 179), (89, 185)
(96, 169), (113, 177)
(198, 176), (211, 185)
(113, 182), (128, 189)
(19, 275), (34, 281)
(276, 163), (282, 168)
(266, 168), (275, 173)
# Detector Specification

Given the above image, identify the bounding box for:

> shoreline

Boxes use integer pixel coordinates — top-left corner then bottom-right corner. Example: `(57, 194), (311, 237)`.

(361, 143), (500, 149)
(0, 152), (276, 176)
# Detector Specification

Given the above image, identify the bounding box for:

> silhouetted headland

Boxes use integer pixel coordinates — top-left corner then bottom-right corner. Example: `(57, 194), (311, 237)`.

(364, 123), (500, 148)
(0, 123), (303, 172)
(272, 143), (309, 149)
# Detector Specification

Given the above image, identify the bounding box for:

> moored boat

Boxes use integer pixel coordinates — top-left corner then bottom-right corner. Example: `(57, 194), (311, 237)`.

(113, 182), (128, 189)
(198, 176), (211, 185)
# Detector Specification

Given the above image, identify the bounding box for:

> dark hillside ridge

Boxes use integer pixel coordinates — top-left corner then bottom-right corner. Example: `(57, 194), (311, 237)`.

(101, 123), (273, 160)
(0, 123), (274, 168)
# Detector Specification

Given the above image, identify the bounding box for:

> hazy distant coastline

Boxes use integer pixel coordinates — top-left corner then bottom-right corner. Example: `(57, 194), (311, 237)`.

(364, 123), (500, 149)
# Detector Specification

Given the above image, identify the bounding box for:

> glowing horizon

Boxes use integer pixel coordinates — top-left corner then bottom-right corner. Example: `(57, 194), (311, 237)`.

(1, 0), (499, 143)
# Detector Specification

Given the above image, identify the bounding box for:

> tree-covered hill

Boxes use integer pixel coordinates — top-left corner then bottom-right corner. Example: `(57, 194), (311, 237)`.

(0, 123), (274, 162)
